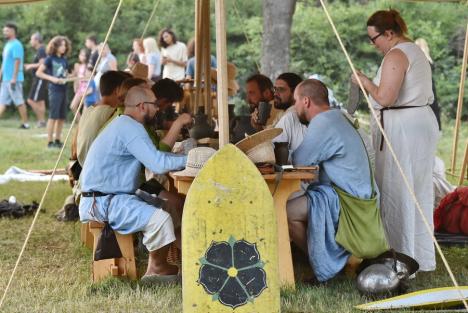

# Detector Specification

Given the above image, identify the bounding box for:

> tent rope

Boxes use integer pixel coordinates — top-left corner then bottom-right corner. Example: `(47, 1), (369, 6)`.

(232, 0), (261, 72)
(0, 0), (124, 309)
(318, 1), (468, 310)
(140, 0), (162, 40)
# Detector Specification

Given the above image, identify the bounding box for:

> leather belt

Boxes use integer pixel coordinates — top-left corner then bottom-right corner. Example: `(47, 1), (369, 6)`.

(81, 191), (109, 197)
(379, 105), (427, 151)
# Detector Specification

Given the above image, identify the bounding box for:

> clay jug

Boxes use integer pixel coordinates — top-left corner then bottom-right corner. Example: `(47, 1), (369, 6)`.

(189, 109), (214, 140)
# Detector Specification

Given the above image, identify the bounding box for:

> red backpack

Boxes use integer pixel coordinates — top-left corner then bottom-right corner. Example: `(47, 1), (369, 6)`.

(434, 187), (468, 235)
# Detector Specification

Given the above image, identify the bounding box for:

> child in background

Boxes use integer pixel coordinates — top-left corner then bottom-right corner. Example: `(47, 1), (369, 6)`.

(83, 66), (98, 108)
(70, 48), (89, 118)
(36, 35), (72, 148)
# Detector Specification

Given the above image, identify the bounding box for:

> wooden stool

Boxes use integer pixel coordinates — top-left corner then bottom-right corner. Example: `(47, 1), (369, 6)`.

(80, 223), (94, 250)
(88, 221), (138, 282)
(344, 255), (363, 278)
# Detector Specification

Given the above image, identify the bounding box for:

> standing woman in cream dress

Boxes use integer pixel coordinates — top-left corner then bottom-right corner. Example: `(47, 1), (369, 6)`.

(352, 9), (439, 272)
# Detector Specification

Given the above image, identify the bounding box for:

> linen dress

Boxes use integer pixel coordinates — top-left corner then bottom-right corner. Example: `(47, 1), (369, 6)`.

(370, 42), (439, 271)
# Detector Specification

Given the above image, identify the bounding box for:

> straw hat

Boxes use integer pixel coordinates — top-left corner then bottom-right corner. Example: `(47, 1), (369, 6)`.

(172, 147), (217, 177)
(235, 128), (282, 164)
(131, 62), (149, 80)
(210, 62), (239, 95)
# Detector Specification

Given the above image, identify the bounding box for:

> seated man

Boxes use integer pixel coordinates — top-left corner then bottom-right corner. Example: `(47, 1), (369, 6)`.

(245, 73), (283, 130)
(272, 73), (374, 166)
(76, 70), (131, 166)
(286, 79), (374, 282)
(271, 72), (306, 152)
(79, 86), (187, 280)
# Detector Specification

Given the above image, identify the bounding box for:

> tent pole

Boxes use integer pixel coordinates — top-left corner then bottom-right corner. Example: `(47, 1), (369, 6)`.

(215, 0), (229, 146)
(450, 23), (468, 175)
(458, 140), (468, 186)
(203, 0), (212, 121)
(194, 0), (203, 114)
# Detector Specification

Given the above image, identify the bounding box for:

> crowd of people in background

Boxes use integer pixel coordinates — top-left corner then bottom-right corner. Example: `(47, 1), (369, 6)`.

(0, 23), (202, 148)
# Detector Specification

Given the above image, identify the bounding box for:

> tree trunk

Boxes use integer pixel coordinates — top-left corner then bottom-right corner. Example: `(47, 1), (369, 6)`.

(261, 0), (297, 81)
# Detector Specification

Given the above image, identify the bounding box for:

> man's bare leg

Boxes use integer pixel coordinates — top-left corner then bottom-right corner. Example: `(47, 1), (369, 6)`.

(0, 105), (6, 118)
(287, 195), (309, 254)
(47, 119), (55, 143)
(17, 104), (28, 124)
(54, 119), (64, 141)
(27, 99), (45, 123)
(145, 243), (179, 276)
(159, 190), (184, 250)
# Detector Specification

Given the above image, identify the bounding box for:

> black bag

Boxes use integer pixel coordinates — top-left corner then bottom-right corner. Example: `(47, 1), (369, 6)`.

(94, 222), (123, 261)
(69, 160), (82, 181)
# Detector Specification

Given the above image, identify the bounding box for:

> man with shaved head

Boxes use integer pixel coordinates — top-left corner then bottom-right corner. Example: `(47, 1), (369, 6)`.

(79, 85), (187, 283)
(286, 79), (381, 283)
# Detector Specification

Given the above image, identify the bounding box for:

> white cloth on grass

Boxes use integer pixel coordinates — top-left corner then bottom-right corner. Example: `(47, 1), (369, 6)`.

(0, 166), (68, 184)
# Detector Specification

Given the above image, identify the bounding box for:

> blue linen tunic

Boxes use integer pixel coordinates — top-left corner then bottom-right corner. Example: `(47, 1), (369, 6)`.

(293, 109), (374, 281)
(79, 115), (187, 234)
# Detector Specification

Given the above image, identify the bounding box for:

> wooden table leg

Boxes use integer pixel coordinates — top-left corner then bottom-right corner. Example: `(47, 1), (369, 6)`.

(267, 179), (301, 289)
(176, 180), (192, 195)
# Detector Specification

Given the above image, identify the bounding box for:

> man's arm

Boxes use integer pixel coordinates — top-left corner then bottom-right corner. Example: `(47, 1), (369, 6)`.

(24, 57), (45, 71)
(127, 135), (187, 174)
(11, 59), (20, 85)
(168, 58), (186, 68)
(36, 63), (62, 84)
(161, 113), (193, 149)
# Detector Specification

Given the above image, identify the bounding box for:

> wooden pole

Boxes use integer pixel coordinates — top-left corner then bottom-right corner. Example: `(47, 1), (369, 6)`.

(194, 0), (203, 114)
(450, 23), (468, 174)
(203, 0), (212, 122)
(215, 0), (229, 146)
(458, 140), (468, 186)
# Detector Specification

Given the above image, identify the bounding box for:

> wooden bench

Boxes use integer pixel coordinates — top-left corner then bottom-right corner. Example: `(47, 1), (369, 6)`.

(88, 221), (138, 282)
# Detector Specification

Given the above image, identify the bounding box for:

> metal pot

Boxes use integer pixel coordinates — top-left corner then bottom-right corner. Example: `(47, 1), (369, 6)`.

(357, 263), (406, 297)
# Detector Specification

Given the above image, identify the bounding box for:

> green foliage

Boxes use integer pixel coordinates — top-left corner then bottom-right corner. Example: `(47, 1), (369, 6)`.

(290, 0), (468, 118)
(0, 0), (466, 118)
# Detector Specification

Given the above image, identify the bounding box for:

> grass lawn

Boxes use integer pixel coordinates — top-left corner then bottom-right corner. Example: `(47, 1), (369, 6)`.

(0, 116), (466, 313)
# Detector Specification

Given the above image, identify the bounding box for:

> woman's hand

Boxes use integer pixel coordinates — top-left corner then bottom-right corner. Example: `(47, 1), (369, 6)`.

(351, 70), (369, 87)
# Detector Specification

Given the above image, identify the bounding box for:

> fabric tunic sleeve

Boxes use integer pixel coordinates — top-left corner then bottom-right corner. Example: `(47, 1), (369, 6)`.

(292, 116), (341, 166)
(273, 113), (293, 146)
(126, 135), (187, 174)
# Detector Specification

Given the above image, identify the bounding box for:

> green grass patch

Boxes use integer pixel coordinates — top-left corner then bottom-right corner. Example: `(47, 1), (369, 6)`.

(0, 118), (466, 312)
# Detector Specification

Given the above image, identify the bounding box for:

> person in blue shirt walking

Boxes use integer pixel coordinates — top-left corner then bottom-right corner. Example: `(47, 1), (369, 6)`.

(36, 35), (72, 148)
(0, 22), (29, 129)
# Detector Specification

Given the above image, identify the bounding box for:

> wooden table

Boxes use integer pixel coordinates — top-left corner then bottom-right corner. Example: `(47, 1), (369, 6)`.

(170, 168), (318, 288)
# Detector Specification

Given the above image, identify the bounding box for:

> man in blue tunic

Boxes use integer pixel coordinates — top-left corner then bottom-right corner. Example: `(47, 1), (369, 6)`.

(286, 79), (374, 282)
(79, 85), (187, 281)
